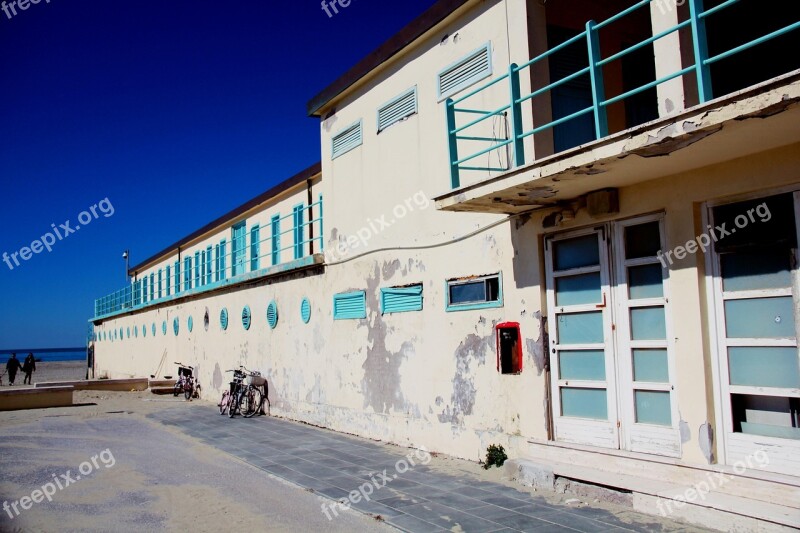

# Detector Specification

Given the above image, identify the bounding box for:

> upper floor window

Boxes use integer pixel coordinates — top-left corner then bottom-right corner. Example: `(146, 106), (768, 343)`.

(377, 87), (417, 133)
(437, 43), (492, 101)
(446, 273), (503, 312)
(331, 120), (363, 159)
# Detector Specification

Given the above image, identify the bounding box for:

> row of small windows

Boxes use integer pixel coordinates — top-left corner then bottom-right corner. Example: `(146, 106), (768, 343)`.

(95, 297), (312, 342)
(330, 43), (493, 160)
(133, 206), (315, 307)
(332, 272), (502, 320)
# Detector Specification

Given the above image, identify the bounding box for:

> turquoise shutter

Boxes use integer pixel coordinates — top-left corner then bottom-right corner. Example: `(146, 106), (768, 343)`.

(381, 285), (423, 314)
(333, 291), (367, 320)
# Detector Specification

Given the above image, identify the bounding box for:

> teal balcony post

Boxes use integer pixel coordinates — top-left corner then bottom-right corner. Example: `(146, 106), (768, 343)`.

(586, 20), (609, 139)
(688, 0), (713, 102)
(318, 193), (324, 251)
(445, 98), (460, 189)
(508, 63), (525, 168)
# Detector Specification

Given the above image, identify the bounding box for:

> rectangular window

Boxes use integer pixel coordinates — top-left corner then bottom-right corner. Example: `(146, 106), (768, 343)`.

(331, 120), (362, 159)
(174, 261), (180, 294)
(166, 266), (171, 296)
(250, 225), (260, 271)
(377, 87), (417, 132)
(446, 273), (502, 311)
(214, 245), (220, 281)
(293, 205), (304, 260)
(380, 284), (423, 314)
(142, 276), (148, 304)
(206, 246), (212, 282)
(232, 222), (246, 276)
(194, 251), (201, 287)
(149, 273), (154, 301)
(219, 240), (227, 280)
(333, 291), (367, 320)
(184, 257), (191, 290)
(158, 269), (163, 299)
(201, 251), (206, 285)
(437, 43), (492, 100)
(271, 215), (280, 266)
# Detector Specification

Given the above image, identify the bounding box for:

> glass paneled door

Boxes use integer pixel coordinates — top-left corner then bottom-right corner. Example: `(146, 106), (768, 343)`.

(709, 192), (800, 476)
(546, 217), (680, 456)
(231, 222), (247, 277)
(546, 228), (619, 448)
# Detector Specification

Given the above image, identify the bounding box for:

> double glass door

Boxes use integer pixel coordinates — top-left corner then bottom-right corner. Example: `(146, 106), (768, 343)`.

(545, 215), (681, 457)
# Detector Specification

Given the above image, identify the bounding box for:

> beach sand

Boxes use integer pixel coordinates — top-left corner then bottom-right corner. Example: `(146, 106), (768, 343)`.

(0, 360), (87, 386)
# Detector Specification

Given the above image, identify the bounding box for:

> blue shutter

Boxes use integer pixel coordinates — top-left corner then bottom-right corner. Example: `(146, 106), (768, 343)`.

(437, 43), (492, 100)
(266, 300), (279, 329)
(158, 269), (163, 298)
(331, 121), (362, 159)
(194, 251), (201, 286)
(174, 261), (180, 293)
(220, 308), (229, 331)
(250, 226), (260, 271)
(242, 305), (252, 331)
(220, 240), (227, 280)
(206, 246), (212, 282)
(149, 273), (154, 301)
(333, 291), (367, 320)
(184, 257), (191, 290)
(300, 297), (311, 324)
(377, 87), (417, 132)
(166, 266), (171, 296)
(214, 245), (220, 281)
(381, 285), (423, 314)
(271, 215), (280, 266)
(293, 205), (304, 260)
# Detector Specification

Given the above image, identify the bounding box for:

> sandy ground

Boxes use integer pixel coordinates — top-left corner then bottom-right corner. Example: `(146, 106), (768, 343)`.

(0, 391), (394, 532)
(0, 361), (87, 386)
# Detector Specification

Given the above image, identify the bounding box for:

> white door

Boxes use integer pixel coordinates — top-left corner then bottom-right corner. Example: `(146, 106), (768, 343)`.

(546, 216), (681, 456)
(546, 228), (619, 448)
(710, 192), (800, 475)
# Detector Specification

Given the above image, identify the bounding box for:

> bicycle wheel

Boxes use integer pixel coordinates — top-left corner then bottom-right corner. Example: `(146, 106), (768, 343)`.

(172, 383), (181, 397)
(184, 383), (193, 400)
(218, 391), (229, 415)
(243, 387), (262, 418)
(228, 389), (239, 418)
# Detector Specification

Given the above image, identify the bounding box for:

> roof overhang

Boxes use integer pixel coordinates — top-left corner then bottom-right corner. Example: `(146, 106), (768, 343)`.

(435, 71), (800, 215)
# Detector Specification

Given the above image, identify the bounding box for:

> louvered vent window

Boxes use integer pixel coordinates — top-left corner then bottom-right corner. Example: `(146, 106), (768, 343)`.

(333, 291), (367, 320)
(437, 43), (492, 100)
(331, 121), (363, 159)
(377, 88), (417, 132)
(381, 285), (423, 314)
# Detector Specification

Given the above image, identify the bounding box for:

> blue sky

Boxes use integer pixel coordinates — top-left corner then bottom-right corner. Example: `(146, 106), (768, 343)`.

(0, 0), (439, 349)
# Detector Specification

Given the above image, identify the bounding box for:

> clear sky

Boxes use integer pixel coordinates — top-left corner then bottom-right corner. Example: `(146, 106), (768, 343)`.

(0, 0), (439, 349)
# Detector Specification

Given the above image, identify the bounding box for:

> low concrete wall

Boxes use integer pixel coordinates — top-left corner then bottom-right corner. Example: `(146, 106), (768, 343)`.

(0, 386), (74, 411)
(35, 378), (148, 392)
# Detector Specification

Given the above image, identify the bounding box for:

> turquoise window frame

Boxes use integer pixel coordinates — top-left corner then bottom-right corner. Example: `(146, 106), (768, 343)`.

(231, 221), (246, 277)
(149, 273), (154, 301)
(219, 240), (227, 280)
(206, 246), (212, 282)
(271, 215), (280, 266)
(214, 244), (221, 282)
(250, 225), (260, 271)
(333, 291), (367, 320)
(201, 250), (206, 285)
(157, 269), (162, 299)
(194, 251), (201, 287)
(380, 284), (423, 314)
(166, 266), (171, 297)
(142, 276), (147, 303)
(445, 272), (503, 312)
(174, 261), (180, 294)
(293, 204), (304, 260)
(184, 257), (191, 290)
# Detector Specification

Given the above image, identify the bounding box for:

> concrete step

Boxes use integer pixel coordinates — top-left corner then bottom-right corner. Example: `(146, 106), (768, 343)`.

(525, 440), (800, 510)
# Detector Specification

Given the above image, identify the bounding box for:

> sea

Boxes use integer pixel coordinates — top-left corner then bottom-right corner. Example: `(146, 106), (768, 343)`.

(0, 348), (85, 364)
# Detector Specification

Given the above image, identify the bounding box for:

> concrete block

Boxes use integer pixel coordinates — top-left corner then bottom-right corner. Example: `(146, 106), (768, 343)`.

(504, 458), (554, 491)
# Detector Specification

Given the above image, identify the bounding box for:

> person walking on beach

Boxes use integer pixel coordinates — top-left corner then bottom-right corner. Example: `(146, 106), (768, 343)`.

(22, 353), (36, 385)
(6, 353), (21, 386)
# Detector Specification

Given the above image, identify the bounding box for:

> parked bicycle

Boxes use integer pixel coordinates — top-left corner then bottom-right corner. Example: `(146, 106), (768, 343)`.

(172, 362), (200, 400)
(218, 366), (265, 418)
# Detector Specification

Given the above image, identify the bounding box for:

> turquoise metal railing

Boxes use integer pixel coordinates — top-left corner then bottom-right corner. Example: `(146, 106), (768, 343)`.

(93, 197), (324, 318)
(445, 0), (800, 188)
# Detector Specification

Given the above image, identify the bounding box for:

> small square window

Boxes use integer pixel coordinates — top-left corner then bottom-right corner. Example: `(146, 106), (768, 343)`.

(446, 274), (502, 312)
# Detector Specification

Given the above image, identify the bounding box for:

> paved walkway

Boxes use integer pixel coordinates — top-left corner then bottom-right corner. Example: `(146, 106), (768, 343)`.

(148, 405), (700, 533)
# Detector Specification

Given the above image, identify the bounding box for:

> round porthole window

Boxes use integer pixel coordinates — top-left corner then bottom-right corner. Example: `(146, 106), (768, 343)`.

(152, 323), (156, 337)
(188, 316), (194, 333)
(242, 306), (252, 331)
(266, 300), (278, 329)
(134, 325), (138, 338)
(220, 308), (229, 331)
(203, 308), (210, 331)
(143, 324), (147, 338)
(300, 297), (311, 324)
(162, 321), (167, 336)
(173, 317), (179, 336)
(127, 327), (130, 339)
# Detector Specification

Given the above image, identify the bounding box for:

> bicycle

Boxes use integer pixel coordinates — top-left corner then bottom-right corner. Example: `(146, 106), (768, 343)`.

(172, 362), (200, 400)
(219, 366), (263, 418)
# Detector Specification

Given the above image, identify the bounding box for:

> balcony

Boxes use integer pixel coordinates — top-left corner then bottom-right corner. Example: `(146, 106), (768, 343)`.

(440, 0), (800, 211)
(92, 198), (324, 321)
